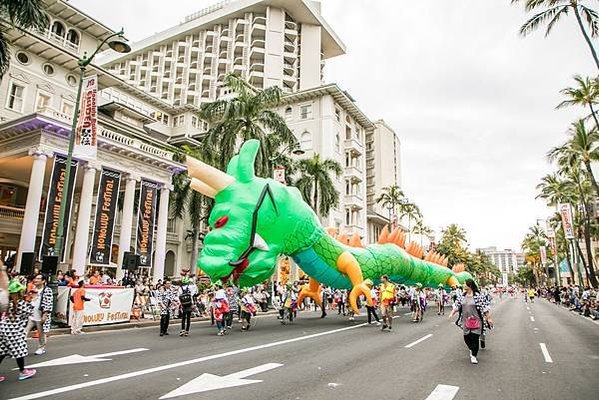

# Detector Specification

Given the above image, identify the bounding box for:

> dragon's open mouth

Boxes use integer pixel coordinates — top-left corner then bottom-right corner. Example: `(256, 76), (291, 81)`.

(221, 233), (269, 283)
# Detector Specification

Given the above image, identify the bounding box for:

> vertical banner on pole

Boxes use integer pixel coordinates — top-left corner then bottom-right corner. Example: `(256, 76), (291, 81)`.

(89, 168), (122, 265)
(558, 203), (575, 239)
(540, 246), (547, 265)
(40, 155), (79, 262)
(136, 180), (158, 268)
(74, 75), (98, 160)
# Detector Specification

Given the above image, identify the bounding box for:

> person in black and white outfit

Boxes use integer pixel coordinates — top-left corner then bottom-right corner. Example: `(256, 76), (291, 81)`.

(25, 273), (53, 355)
(177, 277), (197, 336)
(448, 279), (493, 364)
(158, 280), (176, 337)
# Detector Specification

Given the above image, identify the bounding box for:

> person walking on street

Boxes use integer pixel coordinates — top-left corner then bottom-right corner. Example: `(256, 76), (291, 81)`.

(25, 273), (53, 355)
(158, 280), (175, 336)
(240, 288), (256, 331)
(436, 283), (446, 316)
(448, 279), (493, 364)
(0, 280), (37, 381)
(70, 281), (91, 335)
(379, 275), (395, 331)
(177, 277), (196, 336)
(225, 285), (239, 330)
(527, 288), (535, 303)
(364, 279), (381, 325)
(212, 290), (229, 336)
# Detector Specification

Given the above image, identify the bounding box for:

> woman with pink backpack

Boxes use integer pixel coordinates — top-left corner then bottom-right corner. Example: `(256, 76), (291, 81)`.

(448, 279), (494, 364)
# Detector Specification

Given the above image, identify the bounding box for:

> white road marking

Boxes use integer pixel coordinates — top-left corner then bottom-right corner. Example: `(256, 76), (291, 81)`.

(404, 312), (412, 315)
(405, 333), (433, 348)
(530, 316), (535, 322)
(159, 363), (283, 399)
(425, 384), (460, 400)
(526, 306), (530, 310)
(8, 324), (366, 400)
(540, 343), (553, 363)
(23, 348), (149, 369)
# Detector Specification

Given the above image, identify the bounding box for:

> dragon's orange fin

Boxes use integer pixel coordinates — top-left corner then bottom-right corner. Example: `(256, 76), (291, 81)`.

(349, 233), (363, 248)
(378, 225), (390, 244)
(388, 227), (401, 244)
(394, 230), (406, 248)
(452, 263), (466, 273)
(326, 227), (338, 239)
(337, 234), (350, 245)
(406, 242), (425, 259)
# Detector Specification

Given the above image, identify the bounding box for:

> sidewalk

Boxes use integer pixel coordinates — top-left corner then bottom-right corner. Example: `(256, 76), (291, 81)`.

(47, 310), (279, 336)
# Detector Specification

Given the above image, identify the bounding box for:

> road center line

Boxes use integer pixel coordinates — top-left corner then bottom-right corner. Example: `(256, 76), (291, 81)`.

(540, 343), (553, 363)
(530, 316), (535, 322)
(405, 333), (433, 348)
(425, 384), (460, 400)
(8, 323), (367, 400)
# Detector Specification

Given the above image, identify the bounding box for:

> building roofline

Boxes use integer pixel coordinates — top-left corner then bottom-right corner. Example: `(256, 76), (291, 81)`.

(98, 0), (345, 65)
(280, 83), (374, 129)
(43, 0), (117, 41)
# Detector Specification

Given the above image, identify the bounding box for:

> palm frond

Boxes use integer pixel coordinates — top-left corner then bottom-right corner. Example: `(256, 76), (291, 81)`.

(580, 5), (599, 37)
(519, 5), (568, 36)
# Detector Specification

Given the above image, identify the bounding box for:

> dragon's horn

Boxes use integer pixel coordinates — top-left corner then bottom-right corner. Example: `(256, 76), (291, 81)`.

(186, 157), (235, 193)
(349, 233), (363, 248)
(394, 230), (406, 248)
(190, 178), (217, 199)
(388, 227), (401, 243)
(453, 263), (466, 273)
(378, 225), (390, 244)
(326, 227), (338, 238)
(337, 234), (349, 245)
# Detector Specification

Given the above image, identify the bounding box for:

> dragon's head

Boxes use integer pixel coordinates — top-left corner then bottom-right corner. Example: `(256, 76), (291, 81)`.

(187, 140), (307, 287)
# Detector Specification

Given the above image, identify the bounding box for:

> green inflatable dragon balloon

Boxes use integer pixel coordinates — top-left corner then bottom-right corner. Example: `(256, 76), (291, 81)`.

(187, 139), (473, 314)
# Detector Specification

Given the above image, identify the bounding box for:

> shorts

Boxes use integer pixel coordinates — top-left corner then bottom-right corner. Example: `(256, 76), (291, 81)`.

(240, 310), (251, 322)
(380, 303), (393, 317)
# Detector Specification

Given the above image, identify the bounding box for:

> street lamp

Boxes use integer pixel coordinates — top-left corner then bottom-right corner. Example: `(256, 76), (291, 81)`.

(269, 142), (305, 162)
(54, 29), (131, 265)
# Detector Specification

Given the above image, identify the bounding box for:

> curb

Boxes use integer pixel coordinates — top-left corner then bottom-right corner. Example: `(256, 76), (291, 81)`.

(47, 310), (279, 336)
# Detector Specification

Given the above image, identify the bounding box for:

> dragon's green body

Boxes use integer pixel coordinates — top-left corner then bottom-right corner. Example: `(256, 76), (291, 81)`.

(190, 140), (473, 312)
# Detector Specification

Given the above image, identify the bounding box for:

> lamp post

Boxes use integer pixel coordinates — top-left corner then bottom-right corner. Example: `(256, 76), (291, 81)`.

(269, 143), (305, 184)
(54, 29), (131, 266)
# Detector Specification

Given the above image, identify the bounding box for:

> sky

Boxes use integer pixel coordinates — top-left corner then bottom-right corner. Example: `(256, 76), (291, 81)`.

(72, 0), (597, 251)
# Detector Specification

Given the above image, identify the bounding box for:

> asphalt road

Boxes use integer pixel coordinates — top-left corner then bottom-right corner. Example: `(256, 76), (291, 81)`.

(1, 295), (597, 400)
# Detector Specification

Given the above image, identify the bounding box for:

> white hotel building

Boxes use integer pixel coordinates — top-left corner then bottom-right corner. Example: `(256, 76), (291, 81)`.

(0, 0), (401, 279)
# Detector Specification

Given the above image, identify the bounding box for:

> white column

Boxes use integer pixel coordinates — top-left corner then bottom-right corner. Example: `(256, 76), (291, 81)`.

(153, 186), (170, 282)
(16, 150), (49, 270)
(71, 163), (97, 276)
(117, 175), (137, 279)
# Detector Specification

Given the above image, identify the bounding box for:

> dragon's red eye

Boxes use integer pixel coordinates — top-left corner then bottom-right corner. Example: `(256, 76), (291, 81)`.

(214, 216), (228, 229)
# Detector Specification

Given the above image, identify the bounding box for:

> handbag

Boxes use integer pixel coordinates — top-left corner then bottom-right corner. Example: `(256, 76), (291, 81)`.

(465, 315), (481, 330)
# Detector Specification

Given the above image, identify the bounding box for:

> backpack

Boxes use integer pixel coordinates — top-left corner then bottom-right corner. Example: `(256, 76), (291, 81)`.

(179, 286), (193, 307)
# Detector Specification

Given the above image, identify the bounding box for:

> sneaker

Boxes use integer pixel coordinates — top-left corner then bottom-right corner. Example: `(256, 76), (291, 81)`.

(388, 326), (392, 330)
(164, 332), (169, 336)
(0, 375), (5, 383)
(375, 321), (382, 326)
(480, 340), (486, 349)
(19, 369), (36, 380)
(34, 348), (46, 356)
(381, 324), (387, 331)
(184, 331), (189, 337)
(159, 333), (164, 337)
(179, 331), (185, 337)
(217, 331), (224, 336)
(470, 355), (478, 364)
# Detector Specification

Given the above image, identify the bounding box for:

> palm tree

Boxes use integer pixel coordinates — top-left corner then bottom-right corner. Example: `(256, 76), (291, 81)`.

(557, 75), (599, 128)
(549, 119), (599, 199)
(199, 74), (297, 177)
(0, 0), (48, 76)
(399, 201), (422, 240)
(376, 185), (405, 226)
(294, 154), (342, 218)
(511, 0), (599, 70)
(436, 224), (469, 267)
(412, 220), (433, 246)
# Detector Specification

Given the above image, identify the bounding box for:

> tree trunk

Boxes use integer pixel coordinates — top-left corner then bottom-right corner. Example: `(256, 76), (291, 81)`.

(190, 229), (199, 272)
(585, 160), (599, 199)
(313, 180), (318, 215)
(575, 239), (591, 286)
(589, 103), (599, 130)
(573, 4), (599, 70)
(582, 202), (598, 287)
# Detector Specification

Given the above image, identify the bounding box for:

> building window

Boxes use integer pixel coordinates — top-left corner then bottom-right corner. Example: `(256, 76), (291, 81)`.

(66, 29), (79, 46)
(16, 52), (30, 65)
(162, 114), (170, 126)
(335, 132), (340, 153)
(300, 104), (312, 120)
(174, 115), (185, 127)
(335, 108), (341, 122)
(345, 210), (351, 225)
(284, 106), (292, 121)
(51, 21), (66, 37)
(300, 130), (312, 150)
(42, 64), (55, 76)
(65, 74), (77, 87)
(191, 115), (198, 128)
(60, 99), (74, 115)
(35, 90), (51, 110)
(6, 81), (25, 112)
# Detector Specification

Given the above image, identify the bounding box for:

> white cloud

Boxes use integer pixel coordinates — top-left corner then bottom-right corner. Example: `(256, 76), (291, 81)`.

(72, 0), (596, 250)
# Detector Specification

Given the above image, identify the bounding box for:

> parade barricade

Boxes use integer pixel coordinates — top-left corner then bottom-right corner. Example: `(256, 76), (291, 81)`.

(55, 285), (135, 326)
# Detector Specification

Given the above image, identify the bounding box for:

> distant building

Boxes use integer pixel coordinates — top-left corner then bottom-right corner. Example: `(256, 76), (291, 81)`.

(478, 247), (522, 275)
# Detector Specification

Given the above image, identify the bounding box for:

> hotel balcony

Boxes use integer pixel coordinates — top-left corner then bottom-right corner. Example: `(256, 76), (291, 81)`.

(344, 193), (364, 208)
(344, 137), (363, 155)
(344, 165), (363, 181)
(44, 29), (80, 53)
